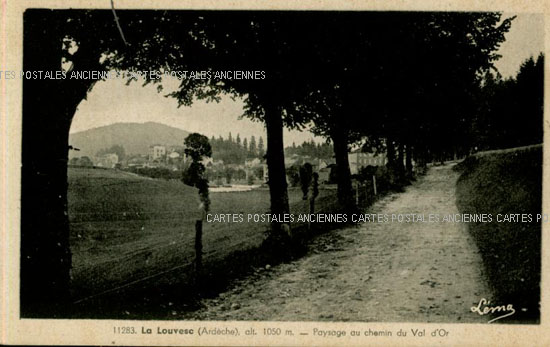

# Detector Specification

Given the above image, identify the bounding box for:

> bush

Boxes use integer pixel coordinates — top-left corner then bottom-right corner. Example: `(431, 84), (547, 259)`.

(286, 165), (301, 187)
(247, 173), (255, 185)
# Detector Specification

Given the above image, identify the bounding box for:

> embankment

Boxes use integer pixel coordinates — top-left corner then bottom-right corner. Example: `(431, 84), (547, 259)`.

(455, 145), (541, 323)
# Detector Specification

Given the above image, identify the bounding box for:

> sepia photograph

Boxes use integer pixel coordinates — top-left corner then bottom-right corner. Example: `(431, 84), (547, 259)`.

(1, 0), (548, 345)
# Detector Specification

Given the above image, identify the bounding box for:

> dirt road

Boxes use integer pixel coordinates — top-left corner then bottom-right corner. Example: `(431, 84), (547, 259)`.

(189, 164), (492, 323)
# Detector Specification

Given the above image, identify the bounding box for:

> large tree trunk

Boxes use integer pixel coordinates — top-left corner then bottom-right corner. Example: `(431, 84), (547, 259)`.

(21, 11), (100, 317)
(386, 136), (396, 169)
(397, 142), (406, 176)
(331, 127), (355, 213)
(21, 105), (73, 317)
(385, 136), (400, 186)
(405, 144), (413, 178)
(413, 146), (427, 174)
(263, 102), (291, 240)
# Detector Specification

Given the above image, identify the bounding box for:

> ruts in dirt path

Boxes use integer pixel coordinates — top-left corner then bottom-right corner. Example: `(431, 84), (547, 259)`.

(189, 164), (492, 323)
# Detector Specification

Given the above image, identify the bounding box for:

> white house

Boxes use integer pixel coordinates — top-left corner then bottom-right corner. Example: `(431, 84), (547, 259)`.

(168, 151), (180, 160)
(95, 153), (119, 168)
(348, 151), (387, 174)
(149, 145), (166, 161)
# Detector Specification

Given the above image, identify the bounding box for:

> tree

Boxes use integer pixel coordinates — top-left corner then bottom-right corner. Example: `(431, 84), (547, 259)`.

(304, 84), (365, 212)
(182, 133), (212, 211)
(286, 141), (334, 159)
(299, 13), (513, 210)
(183, 133), (212, 165)
(258, 136), (265, 157)
(21, 10), (122, 316)
(242, 137), (248, 151)
(310, 172), (320, 215)
(21, 9), (220, 315)
(372, 13), (515, 165)
(146, 12), (362, 239)
(181, 133), (212, 285)
(147, 11), (513, 228)
(299, 163), (313, 200)
(249, 136), (257, 156)
(247, 171), (256, 185)
(78, 156), (94, 167)
(210, 134), (247, 165)
(224, 167), (235, 184)
(286, 166), (301, 187)
(96, 144), (125, 161)
(473, 54), (544, 150)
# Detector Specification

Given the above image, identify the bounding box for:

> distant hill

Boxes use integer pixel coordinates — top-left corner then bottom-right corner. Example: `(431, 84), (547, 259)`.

(69, 122), (190, 158)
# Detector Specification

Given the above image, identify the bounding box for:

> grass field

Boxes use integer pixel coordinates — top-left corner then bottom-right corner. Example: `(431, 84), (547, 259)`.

(454, 145), (541, 323)
(68, 167), (338, 316)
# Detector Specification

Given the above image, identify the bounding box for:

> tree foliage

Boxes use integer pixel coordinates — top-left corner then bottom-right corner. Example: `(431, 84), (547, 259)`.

(209, 134), (264, 164)
(299, 163), (313, 200)
(285, 140), (333, 159)
(96, 144), (126, 160)
(295, 12), (514, 207)
(184, 133), (212, 162)
(473, 54), (544, 150)
(182, 133), (212, 212)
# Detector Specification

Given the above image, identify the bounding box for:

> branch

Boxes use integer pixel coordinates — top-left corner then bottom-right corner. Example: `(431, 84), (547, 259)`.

(110, 0), (127, 46)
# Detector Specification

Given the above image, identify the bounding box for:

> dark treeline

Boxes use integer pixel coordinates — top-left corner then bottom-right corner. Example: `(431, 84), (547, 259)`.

(21, 10), (541, 315)
(209, 134), (265, 164)
(209, 135), (334, 165)
(285, 140), (334, 159)
(473, 54), (544, 150)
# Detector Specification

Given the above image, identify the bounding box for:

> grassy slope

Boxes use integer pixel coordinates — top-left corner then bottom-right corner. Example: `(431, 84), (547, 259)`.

(68, 167), (338, 313)
(68, 167), (201, 299)
(455, 145), (541, 322)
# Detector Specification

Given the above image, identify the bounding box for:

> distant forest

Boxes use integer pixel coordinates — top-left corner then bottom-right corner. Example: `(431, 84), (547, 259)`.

(209, 134), (334, 164)
(209, 133), (265, 164)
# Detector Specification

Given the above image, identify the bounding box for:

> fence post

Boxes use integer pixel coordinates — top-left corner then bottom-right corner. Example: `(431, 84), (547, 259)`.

(194, 220), (203, 287)
(308, 196), (315, 231)
(372, 175), (377, 195)
(355, 181), (359, 205)
(195, 200), (206, 288)
(309, 172), (319, 232)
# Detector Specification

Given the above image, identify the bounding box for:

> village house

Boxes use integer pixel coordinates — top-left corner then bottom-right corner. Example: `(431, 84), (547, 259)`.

(126, 155), (147, 168)
(348, 151), (387, 175)
(149, 145), (166, 161)
(261, 155), (335, 185)
(317, 159), (335, 183)
(168, 151), (180, 160)
(95, 153), (119, 168)
(244, 158), (261, 168)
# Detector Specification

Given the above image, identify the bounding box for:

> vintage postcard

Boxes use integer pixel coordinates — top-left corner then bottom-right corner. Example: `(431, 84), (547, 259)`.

(1, 0), (549, 345)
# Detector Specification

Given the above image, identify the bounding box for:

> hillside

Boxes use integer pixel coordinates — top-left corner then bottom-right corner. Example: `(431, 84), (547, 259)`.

(69, 122), (190, 158)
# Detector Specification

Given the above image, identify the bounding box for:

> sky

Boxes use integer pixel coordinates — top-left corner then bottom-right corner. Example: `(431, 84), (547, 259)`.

(493, 13), (544, 78)
(70, 13), (545, 146)
(70, 78), (293, 143)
